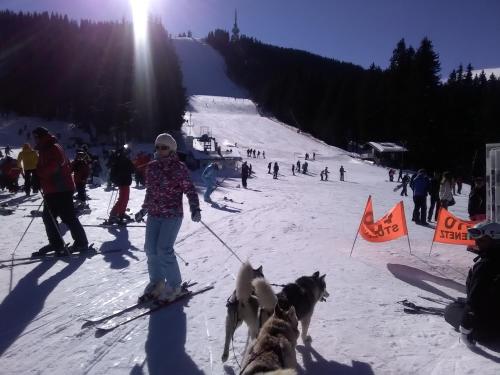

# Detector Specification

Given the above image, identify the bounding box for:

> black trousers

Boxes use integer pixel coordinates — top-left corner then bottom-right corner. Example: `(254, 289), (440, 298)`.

(412, 195), (427, 223)
(43, 191), (88, 247)
(76, 183), (87, 202)
(242, 176), (248, 188)
(428, 195), (440, 221)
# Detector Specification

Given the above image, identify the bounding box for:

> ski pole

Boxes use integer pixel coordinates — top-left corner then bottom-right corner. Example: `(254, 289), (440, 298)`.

(106, 188), (117, 216)
(200, 220), (243, 264)
(10, 199), (43, 256)
(175, 251), (189, 266)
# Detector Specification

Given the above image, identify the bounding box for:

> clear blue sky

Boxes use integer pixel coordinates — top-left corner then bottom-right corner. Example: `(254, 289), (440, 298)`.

(1, 0), (499, 77)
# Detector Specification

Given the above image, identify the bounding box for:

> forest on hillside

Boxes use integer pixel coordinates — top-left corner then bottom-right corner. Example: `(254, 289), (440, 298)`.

(0, 10), (186, 140)
(207, 29), (500, 177)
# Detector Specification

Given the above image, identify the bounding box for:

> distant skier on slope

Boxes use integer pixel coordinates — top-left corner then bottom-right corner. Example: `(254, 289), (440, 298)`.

(136, 133), (201, 302)
(202, 161), (219, 203)
(273, 162), (279, 179)
(268, 162), (272, 174)
(339, 165), (345, 181)
(241, 161), (250, 189)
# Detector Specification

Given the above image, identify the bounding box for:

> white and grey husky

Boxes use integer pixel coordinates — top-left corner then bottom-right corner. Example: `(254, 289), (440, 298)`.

(221, 262), (328, 362)
(221, 262), (265, 362)
(252, 271), (329, 344)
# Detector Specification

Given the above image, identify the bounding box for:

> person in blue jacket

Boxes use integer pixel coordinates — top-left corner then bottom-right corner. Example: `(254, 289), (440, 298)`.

(410, 169), (430, 225)
(202, 162), (220, 202)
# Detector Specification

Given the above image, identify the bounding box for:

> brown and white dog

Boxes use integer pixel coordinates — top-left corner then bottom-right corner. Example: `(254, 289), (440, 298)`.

(240, 304), (299, 375)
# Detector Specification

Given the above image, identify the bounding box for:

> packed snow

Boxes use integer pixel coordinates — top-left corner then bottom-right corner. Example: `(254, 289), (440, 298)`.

(0, 38), (499, 375)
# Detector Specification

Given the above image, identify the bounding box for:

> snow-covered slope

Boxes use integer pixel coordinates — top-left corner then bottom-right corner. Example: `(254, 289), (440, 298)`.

(173, 38), (248, 98)
(0, 37), (498, 375)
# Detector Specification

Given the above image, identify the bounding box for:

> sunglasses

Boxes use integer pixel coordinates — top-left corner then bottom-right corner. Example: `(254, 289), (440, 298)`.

(468, 227), (500, 240)
(155, 145), (170, 151)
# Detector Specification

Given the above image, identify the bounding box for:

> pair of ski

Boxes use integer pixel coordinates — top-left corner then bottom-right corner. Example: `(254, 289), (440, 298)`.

(82, 281), (214, 337)
(0, 244), (120, 268)
(399, 295), (459, 316)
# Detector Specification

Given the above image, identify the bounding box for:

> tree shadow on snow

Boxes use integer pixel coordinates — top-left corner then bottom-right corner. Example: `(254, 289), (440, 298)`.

(0, 257), (85, 356)
(387, 263), (465, 300)
(144, 302), (203, 375)
(297, 343), (375, 375)
(100, 226), (141, 269)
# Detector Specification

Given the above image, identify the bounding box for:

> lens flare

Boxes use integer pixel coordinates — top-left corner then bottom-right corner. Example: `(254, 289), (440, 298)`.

(130, 0), (150, 43)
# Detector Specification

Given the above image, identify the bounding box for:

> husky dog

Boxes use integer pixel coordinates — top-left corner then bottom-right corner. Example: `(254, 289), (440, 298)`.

(253, 271), (328, 344)
(221, 262), (264, 362)
(241, 304), (299, 375)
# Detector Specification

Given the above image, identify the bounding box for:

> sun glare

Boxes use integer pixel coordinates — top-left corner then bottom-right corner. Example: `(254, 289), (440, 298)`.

(130, 0), (150, 43)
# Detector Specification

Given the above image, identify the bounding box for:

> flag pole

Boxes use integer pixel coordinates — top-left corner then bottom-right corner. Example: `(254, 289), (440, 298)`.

(428, 240), (435, 256)
(400, 201), (412, 254)
(350, 195), (371, 257)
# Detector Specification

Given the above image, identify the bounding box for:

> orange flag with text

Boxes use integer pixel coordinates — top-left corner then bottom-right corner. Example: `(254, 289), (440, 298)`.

(358, 196), (408, 243)
(432, 208), (476, 246)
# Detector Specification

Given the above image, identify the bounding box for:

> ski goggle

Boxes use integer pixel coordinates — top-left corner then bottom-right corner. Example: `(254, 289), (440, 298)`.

(468, 226), (500, 240)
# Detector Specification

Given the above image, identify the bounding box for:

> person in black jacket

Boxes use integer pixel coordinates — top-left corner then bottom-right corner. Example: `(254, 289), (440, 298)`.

(468, 177), (486, 221)
(427, 172), (441, 222)
(446, 222), (500, 347)
(108, 147), (135, 223)
(241, 161), (249, 189)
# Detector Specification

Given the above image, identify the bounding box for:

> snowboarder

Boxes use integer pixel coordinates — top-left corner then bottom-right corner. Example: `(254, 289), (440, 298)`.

(31, 127), (88, 255)
(268, 162), (272, 174)
(339, 165), (345, 181)
(273, 162), (279, 179)
(202, 162), (219, 202)
(135, 133), (201, 302)
(241, 161), (250, 189)
(444, 222), (500, 347)
(108, 146), (135, 223)
(17, 142), (39, 196)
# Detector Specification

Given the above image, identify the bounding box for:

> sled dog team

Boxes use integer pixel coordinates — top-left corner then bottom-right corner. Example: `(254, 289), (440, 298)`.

(222, 261), (329, 375)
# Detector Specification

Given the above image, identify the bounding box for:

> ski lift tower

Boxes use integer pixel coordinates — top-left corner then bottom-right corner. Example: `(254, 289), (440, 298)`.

(486, 143), (500, 222)
(199, 126), (213, 152)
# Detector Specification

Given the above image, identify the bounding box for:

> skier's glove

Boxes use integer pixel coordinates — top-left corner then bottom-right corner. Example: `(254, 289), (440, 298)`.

(191, 209), (201, 222)
(135, 208), (148, 222)
(459, 326), (476, 348)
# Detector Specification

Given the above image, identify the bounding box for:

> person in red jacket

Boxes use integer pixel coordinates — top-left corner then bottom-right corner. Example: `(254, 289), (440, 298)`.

(31, 127), (88, 256)
(72, 151), (91, 203)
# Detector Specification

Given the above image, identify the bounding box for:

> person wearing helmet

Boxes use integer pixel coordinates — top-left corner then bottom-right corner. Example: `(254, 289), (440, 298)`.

(136, 133), (201, 303)
(31, 126), (88, 255)
(446, 221), (500, 347)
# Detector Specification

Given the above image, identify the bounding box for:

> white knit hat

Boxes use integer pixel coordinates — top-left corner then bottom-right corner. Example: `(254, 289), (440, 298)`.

(155, 133), (177, 151)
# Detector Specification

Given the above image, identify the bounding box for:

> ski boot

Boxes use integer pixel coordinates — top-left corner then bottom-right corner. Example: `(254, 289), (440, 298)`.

(67, 242), (91, 253)
(31, 243), (65, 257)
(138, 281), (166, 303)
(157, 284), (184, 303)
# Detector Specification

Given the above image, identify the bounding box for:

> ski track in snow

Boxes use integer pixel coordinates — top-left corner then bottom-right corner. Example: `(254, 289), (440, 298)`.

(1, 38), (499, 374)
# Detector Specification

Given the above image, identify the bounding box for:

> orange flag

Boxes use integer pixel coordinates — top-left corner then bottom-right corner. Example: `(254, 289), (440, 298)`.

(358, 196), (408, 242)
(432, 208), (476, 246)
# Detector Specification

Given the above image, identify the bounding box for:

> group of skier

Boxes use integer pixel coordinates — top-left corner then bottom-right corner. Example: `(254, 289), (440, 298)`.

(246, 148), (265, 159)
